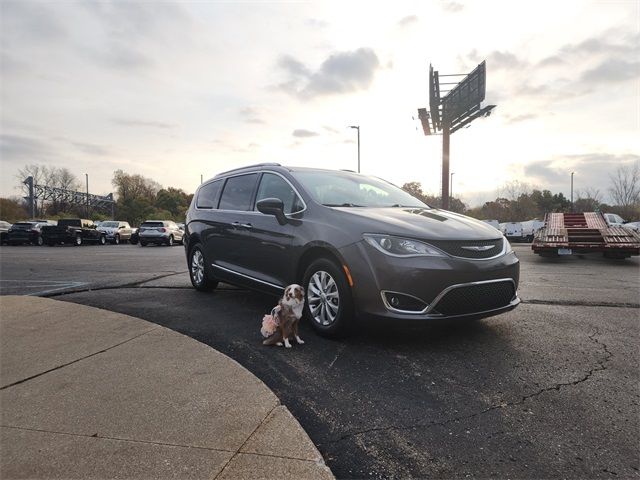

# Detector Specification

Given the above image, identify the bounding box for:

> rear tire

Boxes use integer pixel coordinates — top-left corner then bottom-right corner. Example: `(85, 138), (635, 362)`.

(140, 241), (147, 247)
(99, 235), (106, 245)
(35, 235), (44, 246)
(113, 235), (120, 245)
(167, 235), (174, 246)
(303, 257), (354, 338)
(189, 244), (218, 292)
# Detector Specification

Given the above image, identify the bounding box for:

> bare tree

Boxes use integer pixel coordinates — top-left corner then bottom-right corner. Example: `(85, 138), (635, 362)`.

(609, 163), (640, 209)
(16, 164), (55, 216)
(499, 180), (533, 202)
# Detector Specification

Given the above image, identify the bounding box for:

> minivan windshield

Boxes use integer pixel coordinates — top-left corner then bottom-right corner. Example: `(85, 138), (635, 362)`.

(101, 222), (119, 228)
(292, 171), (428, 208)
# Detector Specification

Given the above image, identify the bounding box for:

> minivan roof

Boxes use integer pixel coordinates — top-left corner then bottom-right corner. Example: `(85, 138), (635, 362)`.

(212, 164), (367, 180)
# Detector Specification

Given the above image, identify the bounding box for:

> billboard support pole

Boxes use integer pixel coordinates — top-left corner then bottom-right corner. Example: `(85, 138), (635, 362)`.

(442, 125), (450, 210)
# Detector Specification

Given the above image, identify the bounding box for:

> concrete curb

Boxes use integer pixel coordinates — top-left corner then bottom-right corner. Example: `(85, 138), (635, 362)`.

(0, 296), (333, 479)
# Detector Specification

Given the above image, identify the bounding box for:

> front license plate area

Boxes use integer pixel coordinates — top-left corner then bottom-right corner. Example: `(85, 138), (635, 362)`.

(558, 248), (572, 255)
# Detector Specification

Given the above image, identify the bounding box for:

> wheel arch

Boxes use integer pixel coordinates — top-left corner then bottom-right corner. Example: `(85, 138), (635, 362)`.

(296, 243), (347, 284)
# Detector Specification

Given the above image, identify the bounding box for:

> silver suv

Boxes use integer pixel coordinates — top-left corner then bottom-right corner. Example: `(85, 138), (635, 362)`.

(139, 220), (184, 246)
(97, 221), (133, 245)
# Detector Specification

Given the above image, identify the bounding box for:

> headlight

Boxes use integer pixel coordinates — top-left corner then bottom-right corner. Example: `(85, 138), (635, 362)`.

(503, 236), (513, 254)
(363, 234), (446, 258)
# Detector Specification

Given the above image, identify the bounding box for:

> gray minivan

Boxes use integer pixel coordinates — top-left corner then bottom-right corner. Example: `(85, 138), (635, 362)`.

(185, 163), (520, 337)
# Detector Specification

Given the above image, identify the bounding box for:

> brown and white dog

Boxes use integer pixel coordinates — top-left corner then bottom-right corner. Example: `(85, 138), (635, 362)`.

(262, 284), (305, 348)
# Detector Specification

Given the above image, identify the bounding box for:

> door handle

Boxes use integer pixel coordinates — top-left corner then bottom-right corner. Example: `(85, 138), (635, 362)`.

(231, 222), (253, 229)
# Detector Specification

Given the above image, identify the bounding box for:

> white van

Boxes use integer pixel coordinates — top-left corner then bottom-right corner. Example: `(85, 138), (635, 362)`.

(503, 222), (523, 242)
(520, 219), (545, 242)
(482, 219), (501, 230)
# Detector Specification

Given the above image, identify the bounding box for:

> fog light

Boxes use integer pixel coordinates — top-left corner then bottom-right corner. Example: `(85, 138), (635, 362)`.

(382, 291), (428, 313)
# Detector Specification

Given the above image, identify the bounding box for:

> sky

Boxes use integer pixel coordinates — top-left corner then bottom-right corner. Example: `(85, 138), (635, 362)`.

(1, 0), (638, 207)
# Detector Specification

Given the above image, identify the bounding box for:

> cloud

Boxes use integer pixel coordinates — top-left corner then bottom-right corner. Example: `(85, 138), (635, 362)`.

(523, 153), (640, 202)
(238, 107), (266, 124)
(276, 48), (381, 100)
(70, 142), (112, 156)
(0, 2), (67, 43)
(111, 118), (175, 129)
(442, 2), (464, 13)
(323, 126), (340, 134)
(306, 18), (328, 29)
(503, 113), (538, 124)
(461, 30), (639, 107)
(0, 134), (51, 160)
(292, 129), (319, 138)
(580, 58), (640, 84)
(397, 15), (418, 27)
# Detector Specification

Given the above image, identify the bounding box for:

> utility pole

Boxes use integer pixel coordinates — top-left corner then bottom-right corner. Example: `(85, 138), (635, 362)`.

(349, 125), (360, 173)
(450, 172), (455, 205)
(85, 173), (89, 218)
(571, 172), (575, 212)
(201, 174), (203, 184)
(442, 127), (450, 207)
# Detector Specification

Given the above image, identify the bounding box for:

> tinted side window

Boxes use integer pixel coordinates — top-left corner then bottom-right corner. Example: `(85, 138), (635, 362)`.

(196, 180), (223, 209)
(255, 173), (303, 214)
(219, 174), (259, 211)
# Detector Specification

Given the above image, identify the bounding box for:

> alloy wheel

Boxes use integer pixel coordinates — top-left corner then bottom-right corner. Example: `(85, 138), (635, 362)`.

(191, 249), (205, 286)
(307, 270), (340, 326)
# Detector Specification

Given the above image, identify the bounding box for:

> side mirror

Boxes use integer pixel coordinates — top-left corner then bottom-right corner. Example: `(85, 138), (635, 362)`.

(257, 198), (287, 225)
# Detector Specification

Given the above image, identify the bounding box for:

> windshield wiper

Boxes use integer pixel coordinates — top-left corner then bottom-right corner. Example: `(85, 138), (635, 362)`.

(322, 203), (364, 207)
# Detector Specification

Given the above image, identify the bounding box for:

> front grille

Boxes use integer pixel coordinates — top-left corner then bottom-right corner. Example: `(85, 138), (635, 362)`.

(428, 239), (504, 259)
(431, 281), (516, 316)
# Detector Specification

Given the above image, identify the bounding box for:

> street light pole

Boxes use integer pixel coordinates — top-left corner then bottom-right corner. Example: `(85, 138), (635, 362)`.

(85, 173), (89, 218)
(571, 171), (575, 212)
(349, 125), (360, 173)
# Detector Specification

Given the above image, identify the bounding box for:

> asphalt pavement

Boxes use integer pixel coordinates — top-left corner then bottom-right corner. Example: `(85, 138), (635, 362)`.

(1, 243), (638, 478)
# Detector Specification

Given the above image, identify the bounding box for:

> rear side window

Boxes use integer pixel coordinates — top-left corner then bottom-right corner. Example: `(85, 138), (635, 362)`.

(255, 173), (304, 214)
(142, 222), (164, 227)
(197, 180), (223, 209)
(219, 174), (259, 211)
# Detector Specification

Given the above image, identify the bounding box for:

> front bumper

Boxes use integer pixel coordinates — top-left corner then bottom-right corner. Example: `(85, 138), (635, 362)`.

(7, 232), (38, 244)
(339, 240), (520, 321)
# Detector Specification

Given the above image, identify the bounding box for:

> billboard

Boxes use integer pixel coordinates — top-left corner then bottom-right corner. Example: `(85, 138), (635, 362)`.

(442, 61), (486, 125)
(428, 64), (442, 131)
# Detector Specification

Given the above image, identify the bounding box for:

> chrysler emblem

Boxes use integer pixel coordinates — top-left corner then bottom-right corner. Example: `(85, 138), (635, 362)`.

(461, 245), (495, 252)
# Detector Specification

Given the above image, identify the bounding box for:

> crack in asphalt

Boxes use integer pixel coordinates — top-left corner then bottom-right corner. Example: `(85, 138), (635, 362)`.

(322, 328), (613, 447)
(522, 299), (639, 309)
(40, 272), (189, 298)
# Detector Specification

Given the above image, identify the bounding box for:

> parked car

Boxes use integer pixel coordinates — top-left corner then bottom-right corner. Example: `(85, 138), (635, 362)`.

(0, 220), (11, 244)
(184, 164), (520, 337)
(138, 220), (184, 246)
(604, 213), (627, 228)
(6, 221), (52, 246)
(97, 221), (133, 245)
(622, 221), (640, 233)
(129, 227), (139, 244)
(41, 219), (106, 246)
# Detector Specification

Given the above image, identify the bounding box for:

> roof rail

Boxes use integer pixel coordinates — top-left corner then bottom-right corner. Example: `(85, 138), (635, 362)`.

(214, 163), (282, 177)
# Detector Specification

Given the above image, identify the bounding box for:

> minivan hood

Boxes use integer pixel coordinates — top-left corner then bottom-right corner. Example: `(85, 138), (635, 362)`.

(333, 207), (502, 240)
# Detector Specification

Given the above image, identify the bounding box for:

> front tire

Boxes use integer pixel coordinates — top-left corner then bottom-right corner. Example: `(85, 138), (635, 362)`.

(167, 235), (174, 246)
(99, 235), (106, 245)
(140, 241), (147, 247)
(113, 234), (120, 245)
(35, 235), (44, 246)
(189, 245), (218, 292)
(303, 258), (354, 338)
(75, 235), (82, 246)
